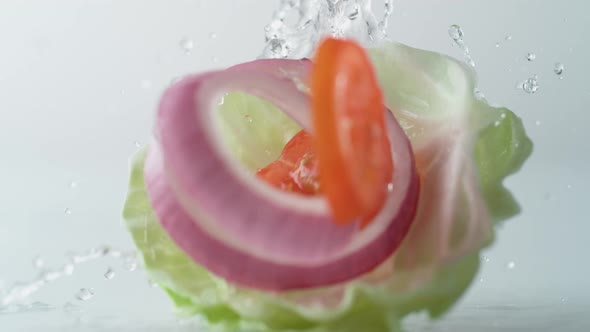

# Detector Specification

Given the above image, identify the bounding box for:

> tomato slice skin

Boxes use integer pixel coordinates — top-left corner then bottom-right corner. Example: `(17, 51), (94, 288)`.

(311, 38), (393, 224)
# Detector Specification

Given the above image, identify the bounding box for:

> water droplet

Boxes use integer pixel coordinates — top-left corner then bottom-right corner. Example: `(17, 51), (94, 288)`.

(104, 267), (115, 280)
(266, 38), (290, 58)
(211, 56), (219, 63)
(478, 277), (485, 283)
(521, 75), (539, 94)
(147, 280), (158, 288)
(209, 32), (217, 39)
(32, 256), (44, 269)
(561, 298), (566, 303)
(500, 113), (506, 119)
(506, 261), (516, 269)
(124, 256), (138, 272)
(134, 141), (141, 148)
(218, 95), (225, 105)
(448, 24), (464, 40)
(140, 80), (152, 89)
(535, 120), (541, 126)
(179, 38), (195, 53)
(554, 62), (564, 76)
(526, 52), (536, 61)
(64, 208), (72, 215)
(387, 183), (394, 192)
(448, 24), (475, 67)
(245, 115), (253, 123)
(348, 5), (360, 20)
(514, 142), (520, 148)
(566, 184), (573, 189)
(482, 256), (491, 263)
(495, 42), (500, 48)
(505, 35), (513, 41)
(494, 120), (501, 127)
(69, 181), (78, 189)
(75, 288), (94, 301)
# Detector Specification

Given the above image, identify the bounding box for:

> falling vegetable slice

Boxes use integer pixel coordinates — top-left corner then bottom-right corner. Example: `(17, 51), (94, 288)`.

(311, 38), (393, 225)
(146, 57), (419, 290)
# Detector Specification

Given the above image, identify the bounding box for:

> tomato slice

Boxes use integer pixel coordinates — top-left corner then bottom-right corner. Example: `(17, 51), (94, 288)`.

(257, 130), (320, 195)
(311, 38), (393, 225)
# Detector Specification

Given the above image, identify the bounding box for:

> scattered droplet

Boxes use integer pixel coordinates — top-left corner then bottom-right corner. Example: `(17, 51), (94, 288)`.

(494, 120), (501, 127)
(69, 181), (78, 189)
(64, 208), (72, 215)
(500, 113), (507, 119)
(245, 115), (253, 123)
(526, 52), (536, 61)
(535, 120), (541, 126)
(32, 256), (44, 269)
(179, 38), (195, 53)
(209, 32), (217, 39)
(566, 184), (573, 189)
(554, 62), (564, 76)
(347, 5), (360, 20)
(448, 24), (464, 40)
(212, 56), (219, 63)
(561, 298), (567, 303)
(521, 75), (539, 94)
(448, 24), (475, 67)
(478, 277), (484, 283)
(483, 256), (491, 263)
(265, 38), (290, 58)
(75, 288), (94, 301)
(387, 183), (394, 192)
(124, 256), (138, 272)
(505, 35), (513, 41)
(148, 279), (158, 288)
(506, 261), (516, 269)
(134, 141), (142, 148)
(104, 267), (115, 280)
(495, 42), (500, 48)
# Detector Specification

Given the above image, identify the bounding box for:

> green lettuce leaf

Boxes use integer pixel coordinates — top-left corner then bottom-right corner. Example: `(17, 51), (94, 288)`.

(122, 41), (532, 332)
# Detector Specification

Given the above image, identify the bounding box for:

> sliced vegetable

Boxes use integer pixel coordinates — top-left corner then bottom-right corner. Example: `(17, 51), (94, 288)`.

(256, 130), (320, 195)
(311, 38), (393, 225)
(123, 41), (533, 332)
(148, 58), (419, 290)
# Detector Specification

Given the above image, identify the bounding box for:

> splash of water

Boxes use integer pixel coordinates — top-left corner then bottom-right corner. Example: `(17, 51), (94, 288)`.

(262, 0), (394, 59)
(0, 246), (137, 307)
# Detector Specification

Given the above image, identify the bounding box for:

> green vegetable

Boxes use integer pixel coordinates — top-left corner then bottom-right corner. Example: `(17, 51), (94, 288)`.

(122, 41), (532, 332)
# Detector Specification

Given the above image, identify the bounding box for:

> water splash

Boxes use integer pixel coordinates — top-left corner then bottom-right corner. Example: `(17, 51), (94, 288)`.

(0, 246), (136, 306)
(262, 0), (394, 59)
(448, 24), (475, 67)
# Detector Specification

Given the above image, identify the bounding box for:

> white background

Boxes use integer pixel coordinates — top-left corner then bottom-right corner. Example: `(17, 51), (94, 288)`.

(0, 0), (588, 330)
